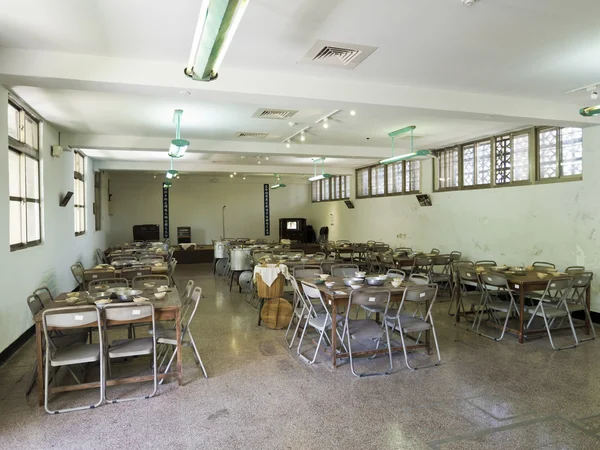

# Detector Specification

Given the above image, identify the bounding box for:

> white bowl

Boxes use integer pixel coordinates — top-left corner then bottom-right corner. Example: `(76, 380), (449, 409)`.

(318, 274), (330, 280)
(391, 280), (403, 288)
(94, 299), (112, 308)
(157, 285), (169, 292)
(66, 297), (79, 305)
(325, 281), (335, 288)
(355, 272), (367, 278)
(350, 284), (362, 290)
(154, 292), (166, 299)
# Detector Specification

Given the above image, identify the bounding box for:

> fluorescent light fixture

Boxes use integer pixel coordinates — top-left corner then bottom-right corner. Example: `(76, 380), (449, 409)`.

(308, 174), (332, 182)
(166, 169), (178, 179)
(184, 0), (249, 82)
(380, 149), (433, 164)
(168, 110), (190, 158)
(580, 105), (600, 117)
(270, 183), (286, 189)
(308, 157), (332, 181)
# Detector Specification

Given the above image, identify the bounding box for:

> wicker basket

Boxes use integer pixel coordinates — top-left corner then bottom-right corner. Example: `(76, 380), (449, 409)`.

(256, 273), (285, 299)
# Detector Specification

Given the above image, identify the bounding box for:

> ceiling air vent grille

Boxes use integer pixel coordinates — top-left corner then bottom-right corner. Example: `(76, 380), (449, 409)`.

(237, 132), (269, 140)
(252, 109), (298, 120)
(300, 40), (378, 70)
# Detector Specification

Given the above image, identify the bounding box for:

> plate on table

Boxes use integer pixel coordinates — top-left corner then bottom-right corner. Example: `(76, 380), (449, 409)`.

(94, 299), (112, 308)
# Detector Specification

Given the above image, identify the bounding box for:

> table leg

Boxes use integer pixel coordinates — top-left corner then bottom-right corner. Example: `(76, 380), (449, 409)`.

(518, 284), (525, 344)
(331, 301), (338, 368)
(176, 308), (183, 386)
(36, 322), (44, 406)
(258, 298), (264, 326)
(585, 284), (591, 335)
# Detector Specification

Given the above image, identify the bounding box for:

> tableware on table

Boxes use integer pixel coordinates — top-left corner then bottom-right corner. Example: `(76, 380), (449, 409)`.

(350, 283), (362, 290)
(318, 274), (330, 280)
(509, 266), (527, 275)
(365, 277), (385, 286)
(343, 277), (365, 287)
(66, 292), (79, 298)
(313, 278), (325, 285)
(65, 297), (79, 305)
(144, 282), (155, 288)
(153, 292), (166, 300)
(537, 272), (548, 279)
(490, 265), (509, 272)
(156, 285), (169, 292)
(154, 263), (162, 267)
(94, 299), (112, 308)
(355, 271), (367, 278)
(325, 281), (335, 289)
(391, 279), (403, 288)
(376, 275), (388, 281)
(89, 292), (111, 300)
(106, 287), (143, 301)
(300, 258), (309, 262)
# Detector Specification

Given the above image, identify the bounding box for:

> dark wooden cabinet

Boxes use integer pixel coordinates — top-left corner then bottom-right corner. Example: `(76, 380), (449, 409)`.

(177, 227), (191, 244)
(279, 218), (307, 243)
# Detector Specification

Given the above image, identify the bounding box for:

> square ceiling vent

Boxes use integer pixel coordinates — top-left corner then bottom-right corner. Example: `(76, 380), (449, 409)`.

(252, 109), (298, 120)
(299, 40), (378, 69)
(237, 132), (269, 140)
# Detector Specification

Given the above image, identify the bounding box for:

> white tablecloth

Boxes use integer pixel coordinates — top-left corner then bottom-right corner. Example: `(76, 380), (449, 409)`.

(179, 243), (196, 250)
(253, 264), (290, 286)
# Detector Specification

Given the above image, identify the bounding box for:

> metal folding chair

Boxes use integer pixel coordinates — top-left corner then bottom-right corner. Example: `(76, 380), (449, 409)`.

(42, 306), (104, 414)
(386, 269), (406, 279)
(104, 302), (157, 402)
(409, 273), (429, 285)
(292, 265), (322, 279)
(475, 272), (519, 341)
(386, 284), (441, 370)
(430, 248), (440, 255)
(331, 264), (360, 278)
(284, 276), (311, 349)
(131, 275), (169, 289)
(411, 256), (433, 277)
(562, 272), (595, 342)
(429, 255), (452, 289)
(70, 262), (85, 290)
(83, 268), (116, 290)
(532, 261), (556, 270)
(525, 277), (577, 350)
(88, 278), (128, 292)
(475, 260), (497, 267)
(121, 266), (152, 284)
(297, 281), (346, 364)
(454, 266), (485, 328)
(342, 288), (393, 377)
(565, 266), (585, 275)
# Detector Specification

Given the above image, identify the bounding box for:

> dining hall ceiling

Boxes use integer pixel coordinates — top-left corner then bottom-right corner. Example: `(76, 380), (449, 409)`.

(1, 0), (599, 174)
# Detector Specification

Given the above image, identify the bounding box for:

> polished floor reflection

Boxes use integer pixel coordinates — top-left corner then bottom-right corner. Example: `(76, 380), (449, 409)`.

(1, 264), (599, 449)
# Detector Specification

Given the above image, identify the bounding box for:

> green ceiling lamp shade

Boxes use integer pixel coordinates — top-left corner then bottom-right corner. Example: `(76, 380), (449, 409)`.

(308, 158), (333, 182)
(271, 174), (286, 189)
(184, 0), (250, 82)
(166, 157), (179, 179)
(163, 181), (172, 189)
(379, 125), (434, 164)
(580, 105), (600, 117)
(168, 110), (190, 158)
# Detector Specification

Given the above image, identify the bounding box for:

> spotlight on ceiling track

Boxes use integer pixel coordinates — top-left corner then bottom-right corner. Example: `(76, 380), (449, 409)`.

(323, 118), (329, 129)
(350, 110), (356, 116)
(286, 140), (291, 148)
(300, 131), (306, 142)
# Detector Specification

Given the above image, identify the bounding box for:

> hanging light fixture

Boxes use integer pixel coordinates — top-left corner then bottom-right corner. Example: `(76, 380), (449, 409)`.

(580, 105), (600, 117)
(308, 158), (333, 181)
(271, 173), (286, 189)
(379, 125), (434, 164)
(165, 154), (179, 179)
(168, 110), (190, 158)
(184, 0), (249, 81)
(163, 181), (172, 189)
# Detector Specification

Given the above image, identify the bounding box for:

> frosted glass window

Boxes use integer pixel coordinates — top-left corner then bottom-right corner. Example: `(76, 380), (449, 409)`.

(438, 148), (459, 189)
(8, 103), (19, 139)
(74, 152), (86, 234)
(513, 134), (530, 181)
(476, 141), (491, 185)
(405, 161), (420, 193)
(387, 162), (403, 193)
(356, 168), (369, 197)
(370, 165), (385, 196)
(539, 129), (558, 179)
(560, 127), (583, 177)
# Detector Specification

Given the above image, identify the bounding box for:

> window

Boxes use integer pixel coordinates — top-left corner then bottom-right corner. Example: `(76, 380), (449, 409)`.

(437, 147), (459, 189)
(310, 175), (351, 202)
(8, 99), (41, 251)
(538, 127), (582, 180)
(433, 126), (581, 193)
(74, 151), (85, 235)
(94, 171), (102, 231)
(354, 161), (421, 199)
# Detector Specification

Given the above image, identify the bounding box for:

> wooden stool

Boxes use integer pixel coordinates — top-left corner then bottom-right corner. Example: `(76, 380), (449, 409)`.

(260, 298), (293, 330)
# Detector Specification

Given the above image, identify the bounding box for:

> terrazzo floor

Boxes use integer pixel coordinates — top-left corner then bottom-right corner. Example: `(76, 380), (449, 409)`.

(1, 264), (600, 449)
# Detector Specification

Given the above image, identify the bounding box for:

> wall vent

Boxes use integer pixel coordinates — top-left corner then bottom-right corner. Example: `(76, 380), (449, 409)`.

(252, 109), (298, 120)
(300, 40), (378, 70)
(237, 132), (269, 140)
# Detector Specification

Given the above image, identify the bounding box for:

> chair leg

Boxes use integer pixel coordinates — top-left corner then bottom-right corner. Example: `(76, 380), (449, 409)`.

(187, 331), (208, 378)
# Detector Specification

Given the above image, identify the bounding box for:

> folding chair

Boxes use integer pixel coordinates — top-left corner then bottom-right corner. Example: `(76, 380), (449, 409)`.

(331, 264), (360, 278)
(429, 255), (452, 289)
(70, 262), (85, 290)
(475, 272), (519, 341)
(342, 288), (393, 377)
(411, 256), (433, 277)
(565, 266), (585, 275)
(475, 260), (497, 267)
(297, 281), (345, 364)
(104, 302), (157, 402)
(525, 277), (577, 350)
(42, 306), (104, 414)
(563, 272), (595, 342)
(284, 276), (311, 349)
(409, 273), (429, 285)
(83, 268), (116, 290)
(532, 261), (556, 270)
(450, 251), (462, 261)
(430, 248), (440, 255)
(131, 275), (169, 290)
(157, 287), (207, 382)
(121, 266), (152, 284)
(386, 269), (406, 279)
(454, 266), (485, 328)
(386, 284), (441, 370)
(292, 265), (322, 279)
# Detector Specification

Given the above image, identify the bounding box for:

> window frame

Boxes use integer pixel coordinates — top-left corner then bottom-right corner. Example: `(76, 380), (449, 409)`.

(94, 171), (102, 231)
(8, 98), (42, 252)
(354, 160), (422, 199)
(310, 175), (351, 203)
(74, 151), (86, 236)
(432, 126), (582, 193)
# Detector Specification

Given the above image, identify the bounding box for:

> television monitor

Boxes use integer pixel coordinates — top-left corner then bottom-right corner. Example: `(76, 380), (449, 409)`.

(286, 221), (298, 230)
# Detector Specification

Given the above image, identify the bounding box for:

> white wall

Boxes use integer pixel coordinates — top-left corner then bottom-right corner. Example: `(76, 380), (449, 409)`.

(0, 86), (109, 352)
(306, 126), (600, 311)
(107, 172), (314, 245)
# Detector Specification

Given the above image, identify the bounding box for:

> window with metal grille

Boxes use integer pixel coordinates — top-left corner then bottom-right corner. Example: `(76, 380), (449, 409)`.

(94, 171), (102, 231)
(311, 175), (350, 202)
(356, 168), (369, 198)
(405, 161), (421, 193)
(538, 127), (582, 180)
(355, 161), (421, 198)
(74, 151), (86, 235)
(370, 165), (385, 196)
(8, 99), (41, 251)
(437, 147), (459, 189)
(386, 162), (403, 194)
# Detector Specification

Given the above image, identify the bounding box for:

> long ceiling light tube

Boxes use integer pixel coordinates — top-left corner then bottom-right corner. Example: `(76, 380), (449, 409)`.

(184, 0), (249, 82)
(308, 157), (332, 181)
(271, 173), (286, 189)
(580, 105), (600, 117)
(380, 125), (435, 164)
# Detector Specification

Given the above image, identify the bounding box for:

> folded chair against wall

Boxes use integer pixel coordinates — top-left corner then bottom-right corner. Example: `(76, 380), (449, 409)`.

(562, 272), (595, 342)
(70, 262), (85, 290)
(42, 306), (104, 414)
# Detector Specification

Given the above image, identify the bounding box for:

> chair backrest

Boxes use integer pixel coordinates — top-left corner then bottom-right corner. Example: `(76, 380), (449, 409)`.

(475, 260), (497, 267)
(131, 275), (170, 289)
(139, 257), (164, 265)
(372, 244), (390, 253)
(33, 287), (54, 307)
(394, 247), (412, 255)
(450, 251), (462, 261)
(347, 288), (391, 315)
(300, 281), (328, 313)
(293, 265), (321, 279)
(313, 252), (326, 258)
(95, 248), (107, 265)
(402, 284), (438, 303)
(480, 272), (509, 288)
(182, 287), (202, 330)
(43, 306), (100, 335)
(539, 277), (572, 302)
(378, 253), (395, 264)
(458, 266), (480, 283)
(320, 260), (340, 274)
(180, 280), (195, 301)
(111, 256), (138, 263)
(409, 274), (429, 285)
(331, 264), (360, 278)
(27, 294), (45, 317)
(430, 248), (440, 255)
(104, 303), (154, 331)
(386, 269), (406, 279)
(433, 255), (451, 266)
(565, 266), (585, 274)
(569, 271), (593, 303)
(71, 262), (84, 286)
(88, 278), (129, 291)
(121, 266), (152, 281)
(533, 261), (556, 269)
(83, 268), (116, 287)
(413, 256), (433, 273)
(286, 250), (304, 256)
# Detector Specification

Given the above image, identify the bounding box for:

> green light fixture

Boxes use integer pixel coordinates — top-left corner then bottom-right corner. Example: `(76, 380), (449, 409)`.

(163, 181), (172, 189)
(308, 158), (332, 182)
(168, 110), (190, 158)
(379, 125), (434, 164)
(184, 0), (249, 81)
(580, 105), (600, 117)
(166, 154), (179, 180)
(271, 173), (286, 189)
